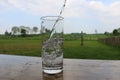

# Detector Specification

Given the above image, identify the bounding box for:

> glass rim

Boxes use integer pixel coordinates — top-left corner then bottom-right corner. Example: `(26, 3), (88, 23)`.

(41, 16), (64, 21)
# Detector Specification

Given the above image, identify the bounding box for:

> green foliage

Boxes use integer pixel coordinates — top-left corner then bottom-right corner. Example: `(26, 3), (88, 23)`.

(113, 29), (119, 36)
(33, 26), (38, 34)
(11, 26), (19, 35)
(11, 26), (39, 36)
(4, 31), (11, 36)
(21, 29), (27, 37)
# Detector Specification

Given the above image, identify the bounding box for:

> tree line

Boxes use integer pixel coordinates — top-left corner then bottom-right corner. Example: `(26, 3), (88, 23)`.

(5, 26), (39, 37)
(104, 28), (120, 36)
(112, 28), (120, 36)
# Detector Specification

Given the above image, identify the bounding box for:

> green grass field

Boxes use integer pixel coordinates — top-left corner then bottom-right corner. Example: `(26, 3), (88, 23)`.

(64, 40), (120, 59)
(0, 35), (120, 60)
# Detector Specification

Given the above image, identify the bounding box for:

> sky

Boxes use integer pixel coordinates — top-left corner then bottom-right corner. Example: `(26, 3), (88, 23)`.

(0, 0), (120, 34)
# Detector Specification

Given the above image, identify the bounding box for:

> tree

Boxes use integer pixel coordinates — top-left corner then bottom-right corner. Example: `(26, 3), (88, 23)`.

(33, 26), (38, 34)
(5, 30), (9, 36)
(104, 31), (109, 35)
(11, 26), (19, 35)
(21, 29), (26, 37)
(113, 29), (119, 36)
(19, 26), (31, 35)
(25, 27), (31, 34)
(117, 28), (120, 34)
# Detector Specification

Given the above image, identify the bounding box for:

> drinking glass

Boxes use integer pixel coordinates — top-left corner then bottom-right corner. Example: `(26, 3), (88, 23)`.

(41, 16), (64, 74)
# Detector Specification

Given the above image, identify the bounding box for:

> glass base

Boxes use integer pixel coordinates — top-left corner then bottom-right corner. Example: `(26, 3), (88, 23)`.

(43, 69), (62, 74)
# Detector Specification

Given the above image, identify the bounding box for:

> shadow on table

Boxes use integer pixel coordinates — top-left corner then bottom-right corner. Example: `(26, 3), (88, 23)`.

(42, 71), (63, 80)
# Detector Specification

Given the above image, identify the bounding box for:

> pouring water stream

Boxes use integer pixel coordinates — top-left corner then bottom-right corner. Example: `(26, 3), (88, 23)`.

(48, 0), (67, 40)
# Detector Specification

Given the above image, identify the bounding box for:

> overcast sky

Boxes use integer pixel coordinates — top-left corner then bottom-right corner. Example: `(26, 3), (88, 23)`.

(0, 0), (120, 34)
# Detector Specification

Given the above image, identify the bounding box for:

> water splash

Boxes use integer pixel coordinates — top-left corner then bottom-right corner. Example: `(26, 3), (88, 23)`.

(48, 0), (67, 40)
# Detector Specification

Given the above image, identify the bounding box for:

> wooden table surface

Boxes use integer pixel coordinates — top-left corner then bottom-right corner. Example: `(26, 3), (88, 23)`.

(0, 55), (120, 80)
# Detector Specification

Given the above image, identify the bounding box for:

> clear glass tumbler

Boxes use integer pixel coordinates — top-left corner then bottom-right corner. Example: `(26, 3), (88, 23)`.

(41, 16), (64, 74)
